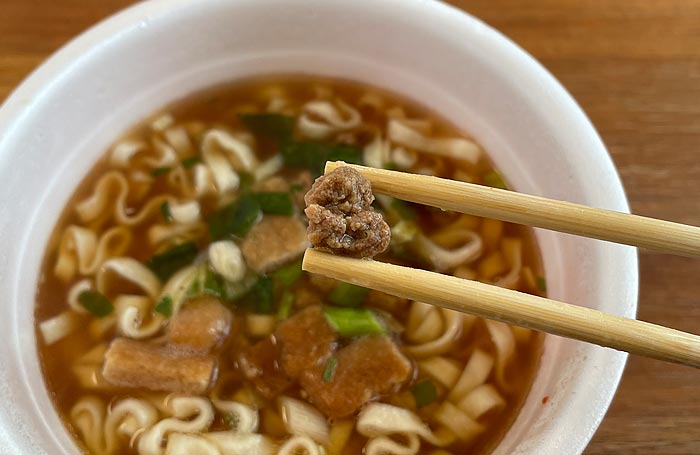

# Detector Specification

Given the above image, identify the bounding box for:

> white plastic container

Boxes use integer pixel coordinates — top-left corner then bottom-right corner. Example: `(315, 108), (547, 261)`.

(0, 0), (638, 453)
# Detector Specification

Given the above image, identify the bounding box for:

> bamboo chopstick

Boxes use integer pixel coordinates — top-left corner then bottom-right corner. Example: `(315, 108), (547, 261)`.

(303, 248), (700, 368)
(325, 161), (700, 257)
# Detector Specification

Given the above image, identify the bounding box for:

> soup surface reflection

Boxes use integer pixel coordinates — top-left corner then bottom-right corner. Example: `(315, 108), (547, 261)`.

(35, 77), (545, 455)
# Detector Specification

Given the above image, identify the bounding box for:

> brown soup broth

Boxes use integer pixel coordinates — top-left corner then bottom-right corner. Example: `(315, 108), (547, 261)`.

(35, 76), (545, 454)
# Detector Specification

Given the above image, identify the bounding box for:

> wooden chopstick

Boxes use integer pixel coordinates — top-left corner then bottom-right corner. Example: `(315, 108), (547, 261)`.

(303, 249), (700, 368)
(325, 161), (700, 257)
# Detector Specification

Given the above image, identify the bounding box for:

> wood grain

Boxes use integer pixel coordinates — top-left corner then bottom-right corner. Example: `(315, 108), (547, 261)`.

(2, 0), (699, 452)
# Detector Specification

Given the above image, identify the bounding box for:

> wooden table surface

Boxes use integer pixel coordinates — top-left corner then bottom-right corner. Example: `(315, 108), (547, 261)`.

(2, 0), (699, 453)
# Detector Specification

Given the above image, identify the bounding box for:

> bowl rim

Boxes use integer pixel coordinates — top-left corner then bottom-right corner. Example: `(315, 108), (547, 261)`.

(0, 0), (638, 454)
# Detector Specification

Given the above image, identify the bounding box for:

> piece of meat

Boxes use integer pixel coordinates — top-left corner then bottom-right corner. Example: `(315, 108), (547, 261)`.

(304, 166), (390, 258)
(300, 335), (413, 419)
(240, 216), (309, 273)
(275, 305), (337, 380)
(305, 166), (374, 215)
(237, 336), (292, 400)
(168, 297), (232, 354)
(102, 338), (216, 394)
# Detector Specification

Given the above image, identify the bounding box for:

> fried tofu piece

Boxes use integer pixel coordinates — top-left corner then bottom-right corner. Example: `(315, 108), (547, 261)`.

(237, 336), (292, 400)
(240, 216), (308, 273)
(275, 305), (337, 380)
(301, 335), (413, 418)
(102, 338), (216, 394)
(168, 297), (232, 354)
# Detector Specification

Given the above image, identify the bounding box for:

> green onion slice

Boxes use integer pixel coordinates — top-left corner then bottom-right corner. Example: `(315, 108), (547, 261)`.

(323, 306), (385, 337)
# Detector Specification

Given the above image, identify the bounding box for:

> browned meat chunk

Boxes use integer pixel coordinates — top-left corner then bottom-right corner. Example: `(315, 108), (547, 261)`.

(275, 305), (337, 380)
(240, 216), (309, 273)
(168, 297), (232, 353)
(294, 285), (322, 308)
(304, 167), (390, 258)
(237, 336), (292, 399)
(300, 335), (413, 418)
(102, 338), (216, 394)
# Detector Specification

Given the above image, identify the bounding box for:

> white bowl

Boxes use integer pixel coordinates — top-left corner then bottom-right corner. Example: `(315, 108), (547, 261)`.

(0, 0), (638, 453)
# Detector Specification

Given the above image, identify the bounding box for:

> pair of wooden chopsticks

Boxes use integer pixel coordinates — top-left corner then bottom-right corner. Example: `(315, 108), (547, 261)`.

(302, 161), (700, 368)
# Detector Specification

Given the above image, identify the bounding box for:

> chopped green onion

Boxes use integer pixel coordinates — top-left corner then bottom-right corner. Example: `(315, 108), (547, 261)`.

(282, 141), (363, 177)
(147, 242), (199, 281)
(238, 171), (255, 191)
(411, 380), (438, 408)
(187, 266), (226, 299)
(78, 290), (114, 317)
(322, 356), (338, 383)
(246, 276), (274, 314)
(277, 291), (295, 320)
(151, 166), (171, 177)
(203, 269), (225, 297)
(239, 113), (295, 143)
(222, 413), (236, 427)
(290, 183), (304, 193)
(208, 193), (261, 241)
(536, 276), (547, 293)
(160, 201), (172, 222)
(253, 192), (294, 216)
(182, 156), (202, 169)
(328, 283), (369, 307)
(483, 171), (507, 189)
(272, 257), (303, 288)
(323, 306), (385, 337)
(155, 295), (173, 317)
(390, 199), (417, 220)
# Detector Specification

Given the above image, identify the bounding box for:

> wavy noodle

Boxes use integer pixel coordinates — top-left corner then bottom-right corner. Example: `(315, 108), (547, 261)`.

(279, 396), (329, 445)
(54, 225), (131, 282)
(110, 140), (148, 168)
(151, 114), (175, 132)
(277, 435), (323, 455)
(137, 396), (215, 455)
(104, 398), (159, 454)
(39, 310), (82, 345)
(363, 135), (391, 170)
(166, 433), (220, 455)
(96, 258), (161, 299)
(433, 402), (484, 442)
(414, 230), (482, 272)
(71, 396), (107, 455)
(298, 99), (361, 139)
(357, 403), (451, 450)
(211, 398), (259, 433)
(114, 295), (165, 339)
(404, 305), (464, 358)
(417, 356), (462, 388)
(148, 222), (206, 248)
(484, 320), (516, 390)
(405, 302), (442, 344)
(365, 434), (420, 455)
(73, 343), (114, 390)
(391, 146), (417, 169)
(201, 129), (257, 195)
(158, 264), (200, 316)
(148, 138), (179, 168)
(457, 384), (506, 420)
(493, 237), (522, 290)
(193, 163), (216, 198)
(253, 155), (284, 182)
(75, 171), (175, 225)
(204, 432), (274, 455)
(387, 118), (481, 164)
(448, 348), (494, 402)
(164, 126), (193, 156)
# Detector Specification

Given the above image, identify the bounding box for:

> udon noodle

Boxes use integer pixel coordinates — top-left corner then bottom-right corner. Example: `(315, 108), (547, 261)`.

(36, 77), (545, 455)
